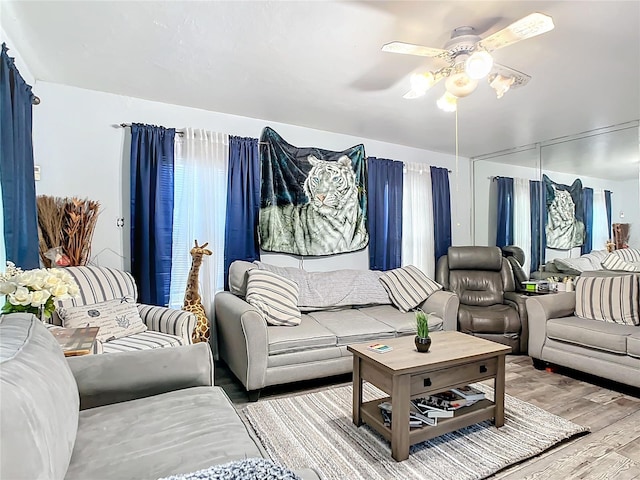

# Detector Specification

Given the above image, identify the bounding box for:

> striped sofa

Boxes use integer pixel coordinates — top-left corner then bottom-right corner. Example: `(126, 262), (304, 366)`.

(49, 266), (197, 354)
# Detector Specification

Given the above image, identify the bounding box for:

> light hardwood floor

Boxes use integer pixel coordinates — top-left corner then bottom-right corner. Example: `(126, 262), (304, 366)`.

(215, 355), (640, 479)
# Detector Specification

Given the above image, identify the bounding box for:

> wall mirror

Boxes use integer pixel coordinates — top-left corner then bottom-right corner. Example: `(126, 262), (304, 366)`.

(472, 120), (639, 275)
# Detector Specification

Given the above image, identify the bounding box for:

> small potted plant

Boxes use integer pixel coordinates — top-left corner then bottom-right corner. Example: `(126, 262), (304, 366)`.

(415, 309), (431, 353)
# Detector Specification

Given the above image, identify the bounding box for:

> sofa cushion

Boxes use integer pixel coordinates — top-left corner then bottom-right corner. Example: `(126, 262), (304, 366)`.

(308, 309), (395, 346)
(228, 260), (256, 297)
(628, 334), (640, 359)
(575, 274), (639, 326)
(58, 295), (148, 342)
(246, 269), (301, 326)
(547, 316), (639, 354)
(379, 265), (442, 313)
(586, 250), (609, 269)
(0, 314), (79, 480)
(101, 330), (185, 353)
(357, 305), (443, 335)
(267, 315), (337, 355)
(65, 386), (262, 480)
(601, 253), (640, 272)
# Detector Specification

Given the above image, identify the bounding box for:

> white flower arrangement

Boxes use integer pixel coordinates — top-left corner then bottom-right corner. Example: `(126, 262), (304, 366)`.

(0, 262), (80, 319)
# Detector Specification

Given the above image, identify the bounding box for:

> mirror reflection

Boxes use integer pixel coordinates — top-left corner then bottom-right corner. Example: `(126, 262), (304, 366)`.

(472, 121), (639, 279)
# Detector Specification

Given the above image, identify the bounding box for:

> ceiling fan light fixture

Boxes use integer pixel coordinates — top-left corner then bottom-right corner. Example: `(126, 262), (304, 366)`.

(465, 50), (494, 79)
(410, 71), (435, 92)
(489, 74), (516, 99)
(445, 71), (478, 98)
(437, 91), (458, 112)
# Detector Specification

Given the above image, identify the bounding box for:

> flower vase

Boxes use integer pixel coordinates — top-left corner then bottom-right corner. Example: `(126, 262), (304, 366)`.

(415, 335), (432, 353)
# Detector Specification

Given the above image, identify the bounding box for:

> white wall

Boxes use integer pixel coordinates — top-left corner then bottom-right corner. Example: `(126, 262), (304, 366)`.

(617, 178), (640, 248)
(32, 81), (471, 272)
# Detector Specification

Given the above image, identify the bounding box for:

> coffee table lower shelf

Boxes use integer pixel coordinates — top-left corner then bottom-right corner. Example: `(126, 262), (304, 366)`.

(361, 397), (496, 444)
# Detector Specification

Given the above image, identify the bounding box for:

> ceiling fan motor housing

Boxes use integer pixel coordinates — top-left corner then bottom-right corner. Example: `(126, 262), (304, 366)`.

(444, 26), (481, 59)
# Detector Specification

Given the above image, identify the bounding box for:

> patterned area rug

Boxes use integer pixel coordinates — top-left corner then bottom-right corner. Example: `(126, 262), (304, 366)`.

(243, 383), (589, 480)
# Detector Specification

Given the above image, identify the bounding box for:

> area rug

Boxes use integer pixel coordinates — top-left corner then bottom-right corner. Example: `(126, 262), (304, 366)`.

(243, 383), (589, 480)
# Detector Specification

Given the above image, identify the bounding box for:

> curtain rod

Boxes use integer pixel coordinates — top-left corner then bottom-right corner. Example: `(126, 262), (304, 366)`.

(32, 96), (40, 105)
(119, 123), (184, 136)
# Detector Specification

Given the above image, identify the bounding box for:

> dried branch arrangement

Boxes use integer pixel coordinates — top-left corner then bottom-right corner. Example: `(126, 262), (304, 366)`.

(36, 196), (101, 267)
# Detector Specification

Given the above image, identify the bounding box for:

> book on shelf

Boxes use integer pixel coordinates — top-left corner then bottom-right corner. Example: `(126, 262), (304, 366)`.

(414, 399), (455, 418)
(451, 385), (486, 402)
(378, 401), (436, 427)
(420, 390), (468, 410)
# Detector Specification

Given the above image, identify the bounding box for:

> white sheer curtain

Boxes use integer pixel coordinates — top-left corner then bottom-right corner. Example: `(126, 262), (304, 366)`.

(513, 178), (531, 274)
(592, 189), (609, 251)
(402, 162), (435, 278)
(169, 129), (229, 322)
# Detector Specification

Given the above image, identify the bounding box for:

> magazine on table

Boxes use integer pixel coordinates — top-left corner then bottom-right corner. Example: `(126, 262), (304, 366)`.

(378, 401), (437, 427)
(414, 399), (455, 418)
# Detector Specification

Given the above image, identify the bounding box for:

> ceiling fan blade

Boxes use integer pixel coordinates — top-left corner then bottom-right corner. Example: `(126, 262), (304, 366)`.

(491, 63), (531, 88)
(479, 13), (554, 52)
(382, 41), (450, 60)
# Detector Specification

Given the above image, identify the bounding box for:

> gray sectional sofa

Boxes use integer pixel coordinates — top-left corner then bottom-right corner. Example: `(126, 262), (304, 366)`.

(215, 261), (459, 399)
(0, 313), (318, 480)
(527, 287), (640, 388)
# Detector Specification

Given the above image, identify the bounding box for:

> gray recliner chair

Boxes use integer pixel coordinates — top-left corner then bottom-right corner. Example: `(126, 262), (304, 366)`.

(501, 245), (529, 292)
(436, 246), (528, 354)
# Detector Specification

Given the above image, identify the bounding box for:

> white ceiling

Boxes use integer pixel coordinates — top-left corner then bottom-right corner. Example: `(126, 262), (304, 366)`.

(2, 1), (639, 171)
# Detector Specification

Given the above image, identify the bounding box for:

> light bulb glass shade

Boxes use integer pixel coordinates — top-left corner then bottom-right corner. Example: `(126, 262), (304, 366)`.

(410, 72), (435, 92)
(465, 50), (494, 79)
(437, 91), (457, 112)
(445, 71), (478, 98)
(489, 74), (515, 99)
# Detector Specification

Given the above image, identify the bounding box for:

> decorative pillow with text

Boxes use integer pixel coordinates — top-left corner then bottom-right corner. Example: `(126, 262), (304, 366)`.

(58, 296), (147, 342)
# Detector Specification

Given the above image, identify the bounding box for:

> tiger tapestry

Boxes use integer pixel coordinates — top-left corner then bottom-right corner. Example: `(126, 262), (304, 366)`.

(259, 127), (368, 256)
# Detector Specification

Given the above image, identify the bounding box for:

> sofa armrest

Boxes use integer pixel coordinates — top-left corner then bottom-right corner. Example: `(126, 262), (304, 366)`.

(420, 290), (459, 331)
(526, 292), (576, 358)
(503, 292), (529, 354)
(138, 304), (197, 345)
(67, 343), (213, 410)
(215, 291), (268, 392)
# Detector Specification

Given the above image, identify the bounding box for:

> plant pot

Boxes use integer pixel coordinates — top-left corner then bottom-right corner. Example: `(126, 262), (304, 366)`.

(415, 335), (431, 353)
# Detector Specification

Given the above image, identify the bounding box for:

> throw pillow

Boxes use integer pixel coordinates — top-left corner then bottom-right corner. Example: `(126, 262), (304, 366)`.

(245, 269), (301, 326)
(575, 275), (639, 326)
(609, 248), (640, 262)
(601, 253), (640, 272)
(379, 265), (442, 313)
(57, 296), (147, 342)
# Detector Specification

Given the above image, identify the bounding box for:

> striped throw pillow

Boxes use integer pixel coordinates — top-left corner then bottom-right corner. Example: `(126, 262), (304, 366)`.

(246, 269), (301, 326)
(575, 275), (639, 326)
(379, 265), (442, 313)
(610, 248), (640, 262)
(601, 253), (640, 272)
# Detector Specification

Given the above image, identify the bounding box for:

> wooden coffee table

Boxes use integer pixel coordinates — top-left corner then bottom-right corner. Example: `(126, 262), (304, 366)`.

(348, 331), (511, 461)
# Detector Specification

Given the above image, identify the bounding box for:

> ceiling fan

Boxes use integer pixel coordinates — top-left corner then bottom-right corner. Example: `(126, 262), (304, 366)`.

(382, 13), (554, 111)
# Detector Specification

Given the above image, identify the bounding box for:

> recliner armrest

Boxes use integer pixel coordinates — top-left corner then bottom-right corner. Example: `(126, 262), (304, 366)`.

(67, 343), (213, 410)
(504, 291), (529, 354)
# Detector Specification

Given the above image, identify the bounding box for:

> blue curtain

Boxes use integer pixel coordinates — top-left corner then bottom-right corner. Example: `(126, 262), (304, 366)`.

(604, 190), (612, 239)
(130, 124), (175, 306)
(495, 177), (514, 248)
(0, 44), (39, 269)
(223, 136), (260, 289)
(368, 157), (403, 271)
(529, 180), (541, 274)
(581, 187), (594, 254)
(431, 166), (452, 263)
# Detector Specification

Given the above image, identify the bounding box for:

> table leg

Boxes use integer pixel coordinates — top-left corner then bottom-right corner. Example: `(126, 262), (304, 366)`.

(352, 356), (363, 426)
(391, 374), (410, 461)
(494, 354), (506, 428)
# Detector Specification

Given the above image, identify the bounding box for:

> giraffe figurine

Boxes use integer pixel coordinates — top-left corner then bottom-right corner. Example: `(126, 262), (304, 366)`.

(183, 240), (213, 344)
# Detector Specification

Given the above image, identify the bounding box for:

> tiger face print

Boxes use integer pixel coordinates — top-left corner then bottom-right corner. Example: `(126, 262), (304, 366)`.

(303, 155), (357, 214)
